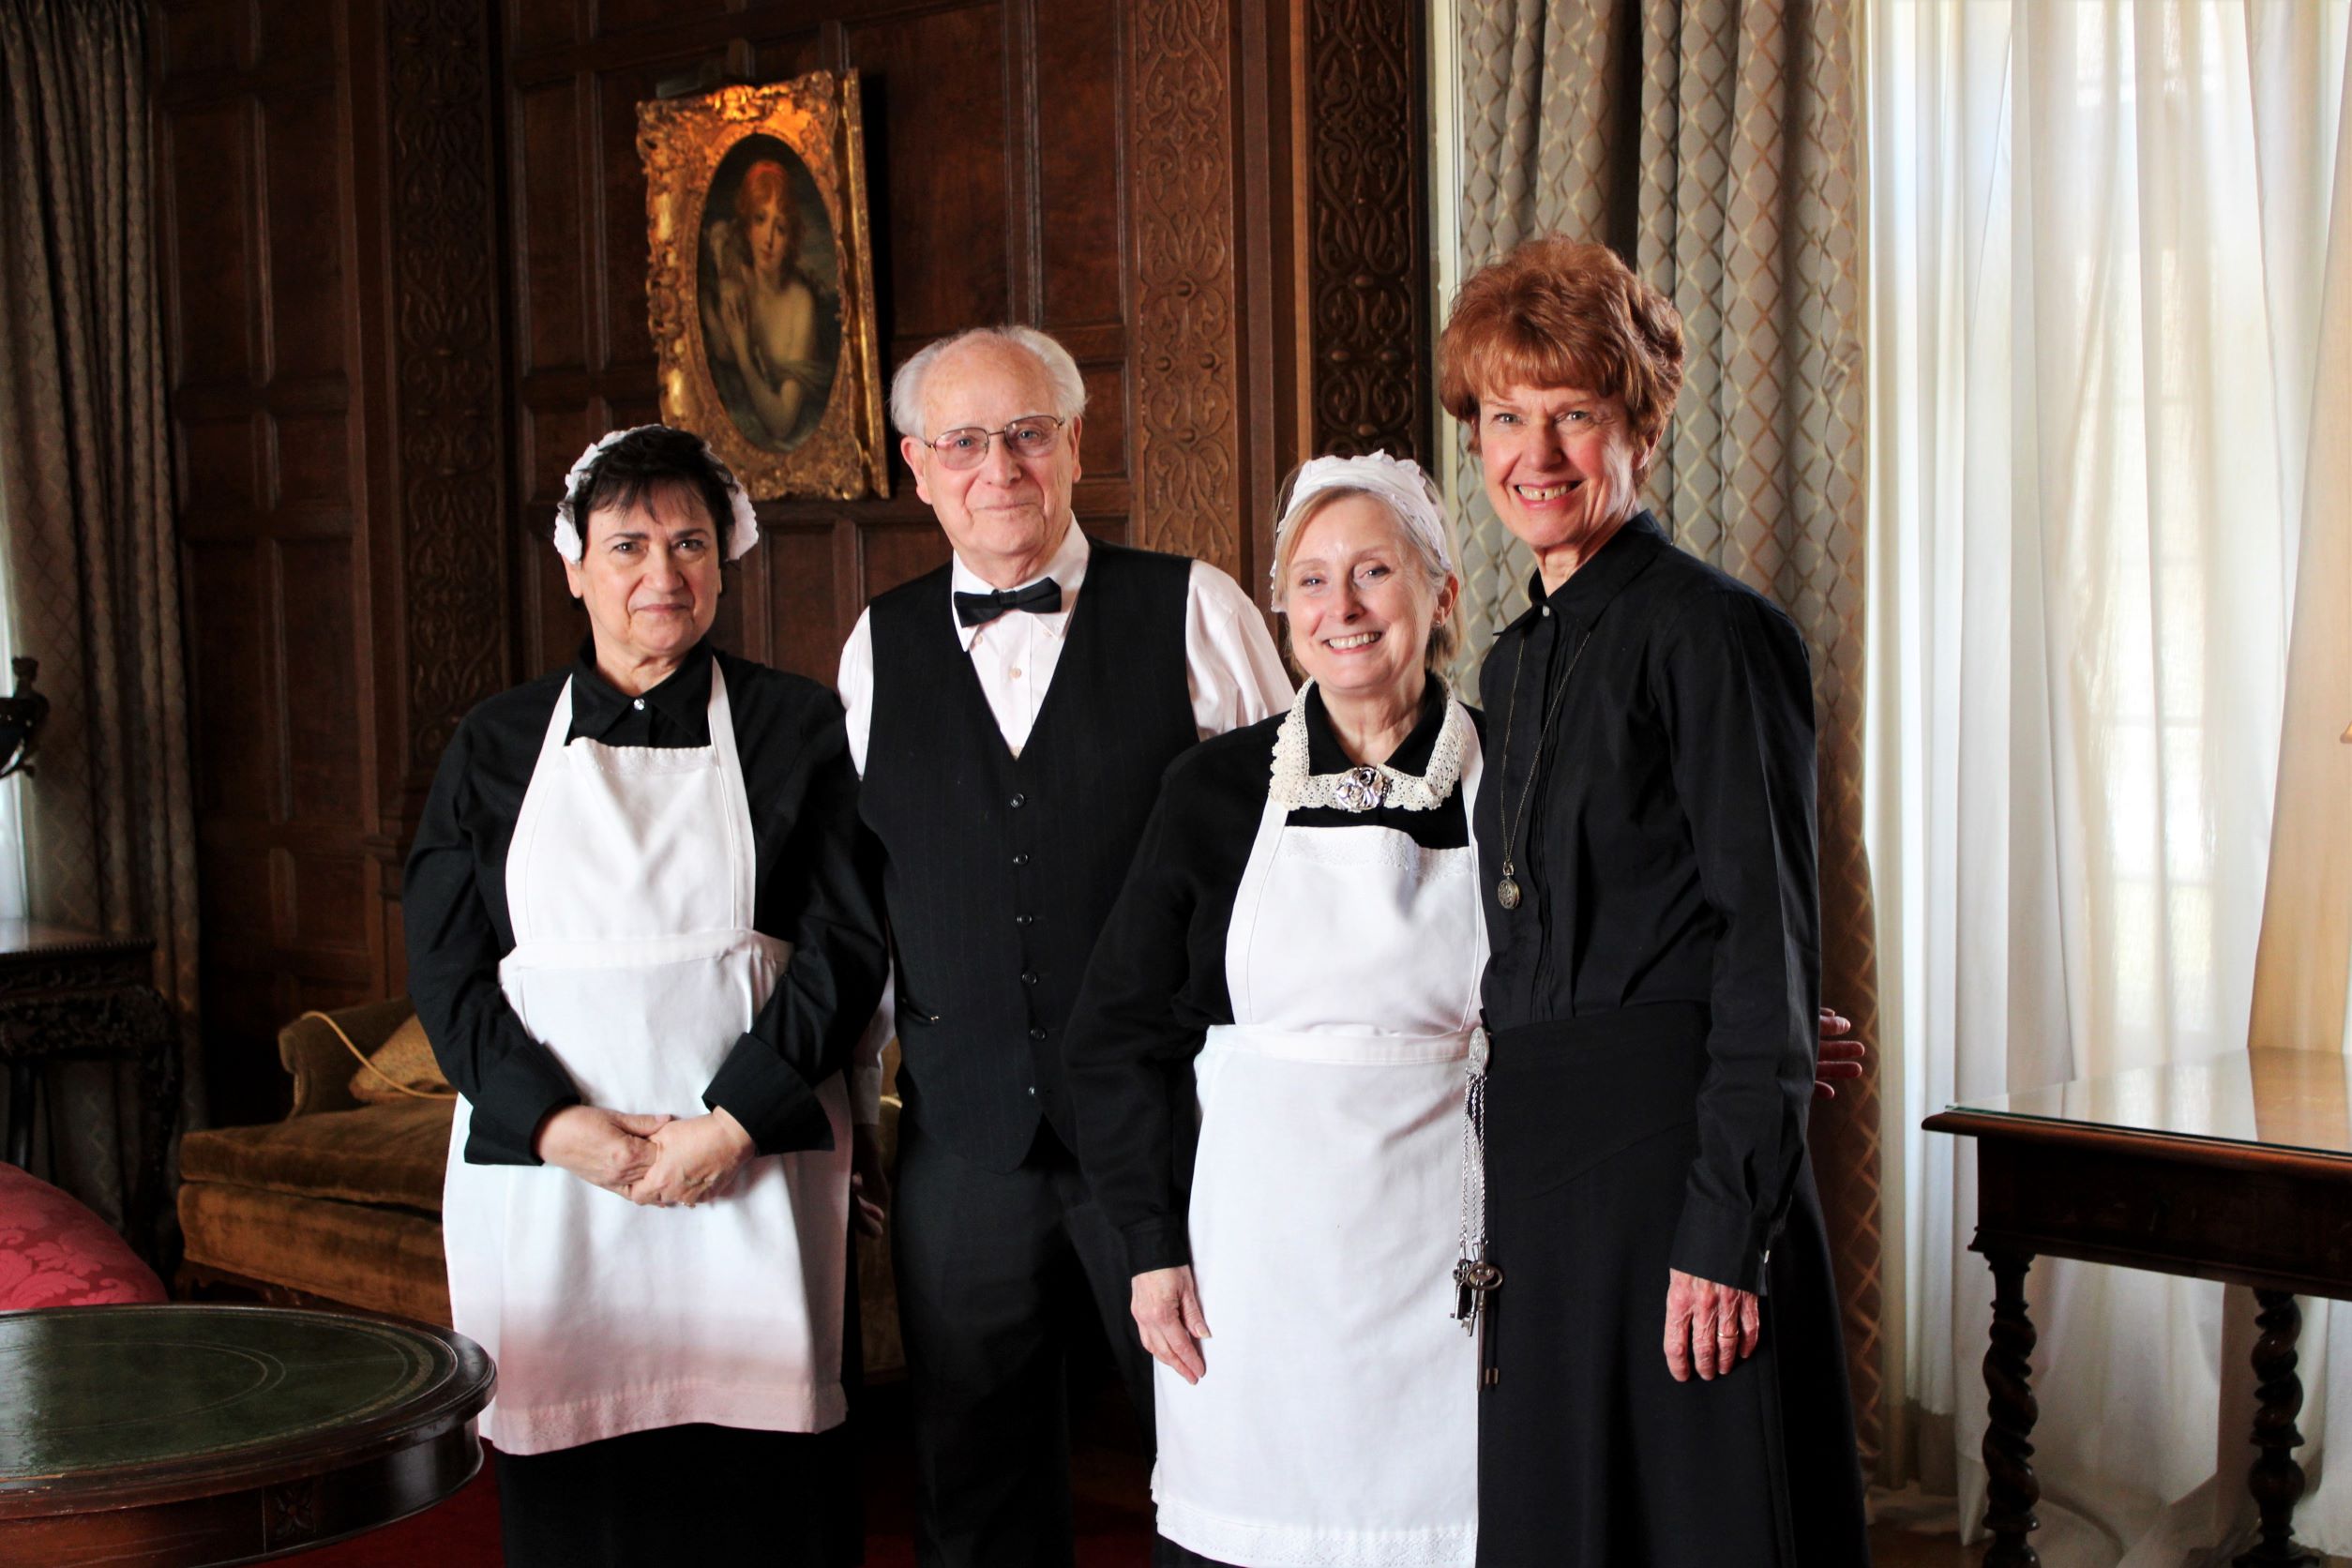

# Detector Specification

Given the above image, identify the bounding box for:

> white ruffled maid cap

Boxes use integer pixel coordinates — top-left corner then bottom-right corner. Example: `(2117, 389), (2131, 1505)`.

(1267, 449), (1455, 610)
(550, 426), (761, 563)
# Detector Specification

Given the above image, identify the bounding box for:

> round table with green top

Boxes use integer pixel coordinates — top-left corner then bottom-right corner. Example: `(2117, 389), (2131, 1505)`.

(0, 1304), (494, 1566)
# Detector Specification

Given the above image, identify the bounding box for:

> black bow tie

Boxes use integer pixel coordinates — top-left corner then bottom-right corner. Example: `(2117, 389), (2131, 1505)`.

(954, 577), (1063, 627)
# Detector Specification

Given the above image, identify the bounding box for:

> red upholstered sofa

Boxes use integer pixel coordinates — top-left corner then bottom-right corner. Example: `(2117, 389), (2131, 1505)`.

(0, 1160), (167, 1309)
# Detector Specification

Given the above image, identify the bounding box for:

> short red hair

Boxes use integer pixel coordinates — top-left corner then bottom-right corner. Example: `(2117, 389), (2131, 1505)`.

(1439, 238), (1685, 469)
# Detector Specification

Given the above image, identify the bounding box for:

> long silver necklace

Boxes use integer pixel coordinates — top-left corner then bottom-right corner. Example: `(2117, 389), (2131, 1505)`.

(1492, 621), (1595, 910)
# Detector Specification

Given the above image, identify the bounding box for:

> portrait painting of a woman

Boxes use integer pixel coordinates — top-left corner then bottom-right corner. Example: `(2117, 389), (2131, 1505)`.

(698, 136), (842, 453)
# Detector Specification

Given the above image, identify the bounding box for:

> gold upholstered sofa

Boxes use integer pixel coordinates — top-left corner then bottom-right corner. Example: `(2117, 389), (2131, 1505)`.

(176, 997), (906, 1378)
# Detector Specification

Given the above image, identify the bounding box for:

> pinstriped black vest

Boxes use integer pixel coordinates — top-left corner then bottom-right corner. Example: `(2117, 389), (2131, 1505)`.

(860, 538), (1198, 1171)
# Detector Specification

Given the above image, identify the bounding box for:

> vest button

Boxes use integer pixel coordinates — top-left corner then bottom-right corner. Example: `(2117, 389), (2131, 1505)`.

(1029, 1026), (1047, 1041)
(1012, 852), (1030, 867)
(1015, 914), (1033, 927)
(1020, 971), (1038, 986)
(1009, 793), (1026, 808)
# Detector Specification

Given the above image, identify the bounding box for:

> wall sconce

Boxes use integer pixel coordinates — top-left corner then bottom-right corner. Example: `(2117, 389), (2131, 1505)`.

(0, 658), (49, 780)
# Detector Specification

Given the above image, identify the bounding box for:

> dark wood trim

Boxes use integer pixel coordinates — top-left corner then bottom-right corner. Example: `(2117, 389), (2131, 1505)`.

(1925, 1108), (2352, 1181)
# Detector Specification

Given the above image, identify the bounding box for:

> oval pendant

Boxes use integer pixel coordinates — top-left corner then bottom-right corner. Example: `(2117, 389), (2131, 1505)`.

(1496, 876), (1521, 910)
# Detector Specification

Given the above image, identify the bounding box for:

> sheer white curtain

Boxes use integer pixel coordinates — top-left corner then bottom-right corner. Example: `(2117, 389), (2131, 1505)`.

(1868, 1), (2351, 1561)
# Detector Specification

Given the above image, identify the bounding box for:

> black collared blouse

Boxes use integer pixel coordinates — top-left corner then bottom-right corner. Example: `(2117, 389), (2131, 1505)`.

(402, 637), (888, 1167)
(1473, 512), (1820, 1293)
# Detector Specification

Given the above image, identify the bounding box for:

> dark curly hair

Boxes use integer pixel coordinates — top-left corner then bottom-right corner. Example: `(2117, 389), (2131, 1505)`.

(564, 426), (741, 556)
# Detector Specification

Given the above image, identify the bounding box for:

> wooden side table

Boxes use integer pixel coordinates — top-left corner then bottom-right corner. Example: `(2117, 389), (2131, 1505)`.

(0, 1304), (494, 1565)
(0, 919), (180, 1264)
(1927, 1048), (2352, 1568)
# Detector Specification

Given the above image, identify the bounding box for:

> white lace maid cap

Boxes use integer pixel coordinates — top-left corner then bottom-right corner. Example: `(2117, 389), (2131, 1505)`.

(1268, 450), (1455, 610)
(550, 426), (761, 563)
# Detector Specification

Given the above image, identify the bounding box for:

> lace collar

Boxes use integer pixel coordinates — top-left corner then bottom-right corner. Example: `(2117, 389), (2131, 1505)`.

(1267, 680), (1470, 813)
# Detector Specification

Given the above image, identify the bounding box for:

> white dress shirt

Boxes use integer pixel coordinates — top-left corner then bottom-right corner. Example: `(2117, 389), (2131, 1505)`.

(837, 520), (1294, 1121)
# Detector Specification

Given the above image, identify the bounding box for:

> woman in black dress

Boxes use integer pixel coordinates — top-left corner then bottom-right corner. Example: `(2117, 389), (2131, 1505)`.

(404, 426), (886, 1567)
(1441, 238), (1872, 1565)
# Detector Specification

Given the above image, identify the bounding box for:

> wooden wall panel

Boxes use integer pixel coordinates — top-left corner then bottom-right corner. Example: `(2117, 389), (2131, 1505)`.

(261, 91), (349, 383)
(1035, 0), (1126, 332)
(258, 0), (338, 68)
(280, 539), (363, 821)
(164, 105), (256, 388)
(157, 0), (249, 78)
(157, 0), (383, 1126)
(515, 82), (590, 374)
(845, 7), (1014, 345)
(181, 543), (273, 816)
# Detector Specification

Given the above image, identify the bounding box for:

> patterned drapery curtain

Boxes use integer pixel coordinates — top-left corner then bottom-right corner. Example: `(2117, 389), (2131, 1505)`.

(0, 0), (202, 1229)
(1446, 0), (1882, 1469)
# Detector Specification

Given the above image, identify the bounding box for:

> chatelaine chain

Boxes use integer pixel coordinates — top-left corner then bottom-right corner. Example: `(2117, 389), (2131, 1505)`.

(1454, 1024), (1501, 1335)
(1492, 621), (1597, 910)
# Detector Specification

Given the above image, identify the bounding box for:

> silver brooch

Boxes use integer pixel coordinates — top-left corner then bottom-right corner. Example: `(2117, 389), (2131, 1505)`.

(1331, 764), (1388, 813)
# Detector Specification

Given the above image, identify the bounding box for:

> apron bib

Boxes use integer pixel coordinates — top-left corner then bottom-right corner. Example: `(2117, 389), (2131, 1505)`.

(1153, 717), (1487, 1568)
(442, 668), (852, 1455)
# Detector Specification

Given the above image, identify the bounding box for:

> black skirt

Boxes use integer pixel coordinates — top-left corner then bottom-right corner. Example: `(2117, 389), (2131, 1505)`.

(1474, 1003), (1871, 1568)
(495, 1420), (860, 1568)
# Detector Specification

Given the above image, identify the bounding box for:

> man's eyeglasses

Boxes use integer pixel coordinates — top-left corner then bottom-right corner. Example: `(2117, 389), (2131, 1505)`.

(921, 415), (1068, 471)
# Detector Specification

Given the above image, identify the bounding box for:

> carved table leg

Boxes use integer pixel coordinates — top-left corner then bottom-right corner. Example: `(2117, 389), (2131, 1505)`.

(2235, 1289), (2317, 1567)
(1983, 1247), (2042, 1568)
(5, 1058), (32, 1169)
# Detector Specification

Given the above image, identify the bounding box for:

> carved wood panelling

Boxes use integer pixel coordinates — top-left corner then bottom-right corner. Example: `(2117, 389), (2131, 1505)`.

(1304, 0), (1429, 462)
(1126, 0), (1244, 578)
(385, 0), (508, 789)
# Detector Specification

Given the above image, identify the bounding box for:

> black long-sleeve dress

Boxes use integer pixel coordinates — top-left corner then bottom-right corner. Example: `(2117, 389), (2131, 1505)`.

(402, 636), (887, 1568)
(1470, 513), (1870, 1567)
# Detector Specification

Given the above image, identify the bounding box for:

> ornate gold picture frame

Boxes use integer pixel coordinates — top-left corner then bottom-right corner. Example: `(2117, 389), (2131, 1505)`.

(640, 72), (889, 501)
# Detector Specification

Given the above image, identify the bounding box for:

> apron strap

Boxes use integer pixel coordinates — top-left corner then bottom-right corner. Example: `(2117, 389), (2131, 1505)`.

(1455, 720), (1486, 1033)
(704, 664), (756, 932)
(506, 679), (579, 942)
(1223, 790), (1290, 1026)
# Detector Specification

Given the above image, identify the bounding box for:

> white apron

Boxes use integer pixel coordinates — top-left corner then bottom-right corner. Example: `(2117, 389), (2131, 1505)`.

(442, 668), (852, 1455)
(1153, 720), (1487, 1568)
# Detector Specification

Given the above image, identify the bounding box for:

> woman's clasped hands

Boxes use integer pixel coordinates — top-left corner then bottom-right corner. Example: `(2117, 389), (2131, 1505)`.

(533, 1104), (756, 1208)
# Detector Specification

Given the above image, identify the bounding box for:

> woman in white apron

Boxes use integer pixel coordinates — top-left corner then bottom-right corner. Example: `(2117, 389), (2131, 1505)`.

(1064, 454), (1485, 1568)
(403, 426), (889, 1567)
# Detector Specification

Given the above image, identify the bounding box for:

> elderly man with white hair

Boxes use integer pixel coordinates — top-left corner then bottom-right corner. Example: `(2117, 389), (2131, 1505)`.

(835, 324), (1293, 1566)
